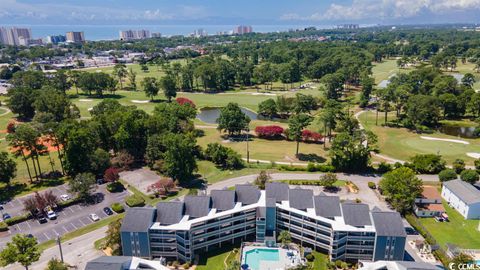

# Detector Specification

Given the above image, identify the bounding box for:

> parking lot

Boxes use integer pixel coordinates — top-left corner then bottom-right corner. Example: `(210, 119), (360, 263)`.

(0, 184), (130, 247)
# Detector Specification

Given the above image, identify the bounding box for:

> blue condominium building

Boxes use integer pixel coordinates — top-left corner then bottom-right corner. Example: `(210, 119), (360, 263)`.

(120, 182), (406, 263)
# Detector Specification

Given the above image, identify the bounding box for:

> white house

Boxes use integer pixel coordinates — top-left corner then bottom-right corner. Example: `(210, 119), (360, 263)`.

(441, 180), (480, 219)
(415, 186), (445, 218)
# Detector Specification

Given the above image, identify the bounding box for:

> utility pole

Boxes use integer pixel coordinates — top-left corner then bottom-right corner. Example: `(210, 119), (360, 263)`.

(56, 234), (64, 263)
(246, 128), (250, 164)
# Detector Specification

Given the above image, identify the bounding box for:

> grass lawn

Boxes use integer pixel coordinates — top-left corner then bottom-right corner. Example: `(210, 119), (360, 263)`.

(197, 160), (279, 184)
(277, 179), (347, 187)
(196, 126), (328, 164)
(359, 110), (480, 165)
(309, 251), (328, 270)
(371, 59), (412, 84)
(196, 243), (240, 270)
(445, 61), (480, 91)
(419, 201), (480, 249)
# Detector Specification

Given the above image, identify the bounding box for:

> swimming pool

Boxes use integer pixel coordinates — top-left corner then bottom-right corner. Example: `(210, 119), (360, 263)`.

(244, 248), (280, 270)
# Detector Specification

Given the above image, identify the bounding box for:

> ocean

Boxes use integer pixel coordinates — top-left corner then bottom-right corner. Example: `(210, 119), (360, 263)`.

(1, 24), (335, 41)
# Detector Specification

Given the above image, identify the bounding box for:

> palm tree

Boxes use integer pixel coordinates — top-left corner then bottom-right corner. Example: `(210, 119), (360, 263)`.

(113, 63), (127, 90)
(277, 230), (292, 247)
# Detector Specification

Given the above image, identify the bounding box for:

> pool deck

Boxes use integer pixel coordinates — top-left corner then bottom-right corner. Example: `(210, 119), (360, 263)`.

(242, 245), (301, 270)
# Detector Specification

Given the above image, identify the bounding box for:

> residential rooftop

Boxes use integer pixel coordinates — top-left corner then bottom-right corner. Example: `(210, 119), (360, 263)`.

(443, 179), (480, 205)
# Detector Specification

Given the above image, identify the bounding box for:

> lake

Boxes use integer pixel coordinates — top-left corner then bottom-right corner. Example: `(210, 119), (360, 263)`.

(438, 125), (478, 139)
(197, 107), (258, 124)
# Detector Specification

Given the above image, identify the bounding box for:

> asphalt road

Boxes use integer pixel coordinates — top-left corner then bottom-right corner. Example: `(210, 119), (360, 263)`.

(0, 184), (129, 248)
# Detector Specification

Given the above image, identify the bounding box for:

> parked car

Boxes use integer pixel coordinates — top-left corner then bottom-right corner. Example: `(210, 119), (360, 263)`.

(46, 210), (57, 220)
(60, 194), (70, 201)
(0, 204), (3, 210)
(89, 213), (100, 221)
(434, 216), (444, 222)
(405, 227), (419, 235)
(2, 213), (11, 220)
(96, 179), (105, 185)
(37, 214), (47, 224)
(103, 207), (113, 216)
(26, 234), (34, 238)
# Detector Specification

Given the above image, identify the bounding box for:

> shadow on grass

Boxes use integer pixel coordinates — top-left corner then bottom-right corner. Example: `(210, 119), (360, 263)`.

(196, 242), (241, 267)
(0, 178), (65, 202)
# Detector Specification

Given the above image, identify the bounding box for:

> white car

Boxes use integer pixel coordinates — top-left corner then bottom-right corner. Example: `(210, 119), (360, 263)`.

(60, 194), (70, 201)
(46, 210), (57, 220)
(89, 213), (100, 221)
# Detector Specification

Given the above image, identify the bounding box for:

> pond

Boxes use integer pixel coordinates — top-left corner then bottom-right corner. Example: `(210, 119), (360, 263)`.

(197, 107), (258, 124)
(438, 125), (478, 139)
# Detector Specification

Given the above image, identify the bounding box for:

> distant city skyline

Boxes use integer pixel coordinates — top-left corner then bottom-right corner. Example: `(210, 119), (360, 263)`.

(1, 0), (480, 27)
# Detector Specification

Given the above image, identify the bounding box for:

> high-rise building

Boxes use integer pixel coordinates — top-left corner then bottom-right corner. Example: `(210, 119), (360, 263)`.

(66, 31), (85, 43)
(119, 29), (151, 40)
(151, 32), (162, 38)
(0, 27), (32, 46)
(46, 35), (67, 44)
(234, 25), (253, 35)
(192, 29), (207, 38)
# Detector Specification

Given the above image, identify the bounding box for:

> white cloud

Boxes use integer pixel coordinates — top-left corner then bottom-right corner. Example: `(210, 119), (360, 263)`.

(281, 0), (480, 21)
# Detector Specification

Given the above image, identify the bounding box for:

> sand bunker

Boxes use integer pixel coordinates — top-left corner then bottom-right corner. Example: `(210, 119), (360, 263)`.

(79, 99), (93, 102)
(131, 100), (150, 104)
(467, 153), (480, 159)
(251, 92), (277, 96)
(420, 136), (469, 145)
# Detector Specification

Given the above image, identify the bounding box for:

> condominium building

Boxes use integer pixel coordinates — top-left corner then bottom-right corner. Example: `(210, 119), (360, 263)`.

(121, 183), (406, 264)
(0, 27), (32, 46)
(234, 25), (253, 35)
(66, 31), (85, 43)
(119, 30), (151, 41)
(46, 35), (67, 44)
(151, 32), (162, 38)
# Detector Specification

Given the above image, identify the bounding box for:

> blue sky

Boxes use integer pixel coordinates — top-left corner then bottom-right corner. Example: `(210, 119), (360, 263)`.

(1, 0), (480, 25)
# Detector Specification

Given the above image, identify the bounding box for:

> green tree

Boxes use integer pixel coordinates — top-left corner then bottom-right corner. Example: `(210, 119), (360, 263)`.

(321, 72), (344, 100)
(468, 93), (480, 118)
(160, 74), (177, 102)
(161, 133), (197, 184)
(7, 87), (36, 119)
(258, 99), (277, 119)
(293, 93), (317, 114)
(438, 169), (457, 182)
(450, 253), (474, 270)
(288, 114), (312, 156)
(142, 77), (159, 100)
(452, 159), (466, 174)
(104, 219), (122, 255)
(45, 258), (69, 270)
(113, 63), (127, 89)
(330, 131), (377, 172)
(278, 230), (292, 247)
(405, 95), (441, 128)
(204, 143), (243, 170)
(0, 234), (41, 270)
(89, 148), (111, 176)
(460, 169), (479, 184)
(217, 103), (251, 135)
(409, 154), (446, 174)
(461, 73), (476, 88)
(0, 151), (16, 186)
(254, 170), (271, 190)
(33, 87), (78, 122)
(69, 173), (96, 201)
(379, 167), (423, 214)
(319, 173), (338, 190)
(359, 76), (374, 108)
(127, 68), (137, 91)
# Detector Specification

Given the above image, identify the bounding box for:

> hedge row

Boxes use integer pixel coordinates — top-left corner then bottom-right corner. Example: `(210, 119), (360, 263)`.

(5, 213), (32, 226)
(0, 222), (8, 231)
(111, 203), (125, 213)
(57, 197), (82, 208)
(278, 163), (335, 172)
(125, 195), (145, 207)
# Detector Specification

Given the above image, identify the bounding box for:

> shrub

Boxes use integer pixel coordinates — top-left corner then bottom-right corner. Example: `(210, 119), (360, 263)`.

(0, 221), (8, 231)
(305, 253), (314, 261)
(377, 162), (392, 173)
(438, 169), (457, 182)
(176, 97), (196, 108)
(111, 203), (125, 213)
(104, 167), (120, 182)
(125, 195), (145, 207)
(147, 178), (176, 196)
(409, 154), (446, 174)
(460, 169), (480, 184)
(6, 121), (15, 133)
(368, 182), (376, 189)
(452, 159), (466, 174)
(106, 182), (124, 193)
(306, 163), (335, 172)
(475, 159), (480, 171)
(182, 262), (191, 269)
(5, 213), (32, 226)
(111, 150), (134, 171)
(279, 165), (306, 171)
(301, 129), (323, 142)
(255, 125), (284, 138)
(57, 197), (82, 208)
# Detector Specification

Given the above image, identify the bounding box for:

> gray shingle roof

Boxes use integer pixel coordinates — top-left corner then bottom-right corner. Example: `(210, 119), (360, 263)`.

(289, 188), (314, 210)
(85, 256), (132, 270)
(314, 195), (341, 218)
(444, 179), (480, 205)
(396, 261), (439, 270)
(341, 202), (372, 227)
(371, 211), (407, 237)
(120, 207), (155, 233)
(235, 184), (260, 205)
(266, 182), (289, 202)
(156, 201), (184, 225)
(211, 189), (236, 211)
(184, 195), (211, 218)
